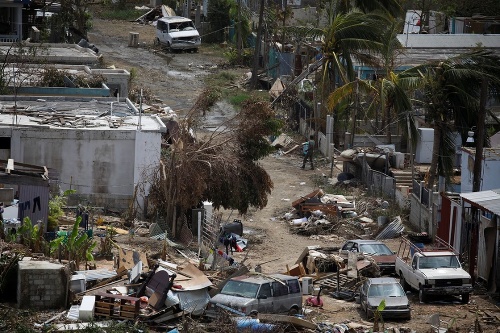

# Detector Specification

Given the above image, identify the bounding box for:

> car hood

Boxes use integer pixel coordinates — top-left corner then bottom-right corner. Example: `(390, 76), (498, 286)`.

(170, 30), (200, 38)
(209, 294), (254, 308)
(372, 254), (396, 264)
(367, 296), (409, 308)
(420, 268), (471, 279)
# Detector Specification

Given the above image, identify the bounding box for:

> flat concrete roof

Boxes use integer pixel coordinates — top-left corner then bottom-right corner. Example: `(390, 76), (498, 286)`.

(0, 43), (99, 65)
(18, 259), (64, 270)
(0, 97), (166, 132)
(396, 34), (500, 65)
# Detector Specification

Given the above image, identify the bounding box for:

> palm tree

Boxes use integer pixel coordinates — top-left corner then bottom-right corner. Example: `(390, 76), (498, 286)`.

(400, 50), (500, 188)
(326, 16), (420, 147)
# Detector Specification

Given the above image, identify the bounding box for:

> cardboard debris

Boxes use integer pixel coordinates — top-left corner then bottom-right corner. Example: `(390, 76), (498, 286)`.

(118, 247), (149, 270)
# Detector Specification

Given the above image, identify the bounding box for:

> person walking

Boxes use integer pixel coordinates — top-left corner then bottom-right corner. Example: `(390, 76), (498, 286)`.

(301, 135), (315, 170)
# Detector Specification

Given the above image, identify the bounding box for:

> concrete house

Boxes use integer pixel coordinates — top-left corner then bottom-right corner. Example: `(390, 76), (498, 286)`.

(0, 96), (166, 215)
(0, 0), (23, 42)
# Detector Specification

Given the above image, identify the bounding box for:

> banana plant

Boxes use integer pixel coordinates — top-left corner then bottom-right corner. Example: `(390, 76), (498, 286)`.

(50, 216), (96, 270)
(373, 299), (386, 332)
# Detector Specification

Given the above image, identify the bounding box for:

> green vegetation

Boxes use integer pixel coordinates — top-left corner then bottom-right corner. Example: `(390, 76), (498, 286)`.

(48, 189), (76, 232)
(50, 217), (96, 270)
(94, 8), (147, 21)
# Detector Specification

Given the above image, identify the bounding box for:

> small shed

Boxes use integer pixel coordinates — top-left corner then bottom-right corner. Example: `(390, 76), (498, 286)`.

(460, 189), (500, 290)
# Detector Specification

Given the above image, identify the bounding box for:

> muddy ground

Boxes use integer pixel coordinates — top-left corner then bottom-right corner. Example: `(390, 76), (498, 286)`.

(85, 17), (500, 332)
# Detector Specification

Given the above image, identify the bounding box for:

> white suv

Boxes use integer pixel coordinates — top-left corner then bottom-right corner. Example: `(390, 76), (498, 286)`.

(155, 16), (201, 52)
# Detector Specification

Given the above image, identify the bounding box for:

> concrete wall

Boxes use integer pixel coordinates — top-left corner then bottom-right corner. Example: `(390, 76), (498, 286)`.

(5, 127), (161, 212)
(461, 149), (500, 193)
(409, 193), (432, 235)
(17, 260), (69, 309)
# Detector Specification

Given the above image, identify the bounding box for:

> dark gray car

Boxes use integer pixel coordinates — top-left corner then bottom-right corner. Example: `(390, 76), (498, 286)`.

(206, 273), (302, 316)
(359, 277), (411, 320)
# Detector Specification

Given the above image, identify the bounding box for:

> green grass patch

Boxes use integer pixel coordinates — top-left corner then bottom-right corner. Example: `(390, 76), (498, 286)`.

(93, 7), (147, 20)
(229, 93), (250, 106)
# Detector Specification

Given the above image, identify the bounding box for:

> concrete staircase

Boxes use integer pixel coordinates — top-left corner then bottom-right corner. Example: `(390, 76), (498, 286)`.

(391, 169), (415, 189)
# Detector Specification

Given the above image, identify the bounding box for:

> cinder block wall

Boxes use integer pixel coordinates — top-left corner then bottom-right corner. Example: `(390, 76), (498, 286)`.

(17, 260), (69, 309)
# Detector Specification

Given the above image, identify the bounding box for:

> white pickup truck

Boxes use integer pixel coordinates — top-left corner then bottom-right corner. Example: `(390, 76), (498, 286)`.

(395, 237), (473, 304)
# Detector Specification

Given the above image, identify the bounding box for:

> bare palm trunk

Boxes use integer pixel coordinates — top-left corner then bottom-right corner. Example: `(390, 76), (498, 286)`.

(385, 105), (391, 144)
(427, 125), (441, 188)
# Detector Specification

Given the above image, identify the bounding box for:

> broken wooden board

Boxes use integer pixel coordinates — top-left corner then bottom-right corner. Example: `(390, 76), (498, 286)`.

(257, 313), (316, 329)
(97, 226), (129, 235)
(53, 320), (114, 331)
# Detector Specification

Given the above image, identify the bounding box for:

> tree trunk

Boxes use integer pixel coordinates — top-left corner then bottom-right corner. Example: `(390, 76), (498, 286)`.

(251, 0), (265, 89)
(427, 124), (441, 188)
(473, 79), (488, 192)
(385, 104), (391, 144)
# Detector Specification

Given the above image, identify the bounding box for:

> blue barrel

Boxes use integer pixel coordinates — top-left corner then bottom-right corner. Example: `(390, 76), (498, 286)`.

(236, 318), (260, 330)
(410, 242), (425, 255)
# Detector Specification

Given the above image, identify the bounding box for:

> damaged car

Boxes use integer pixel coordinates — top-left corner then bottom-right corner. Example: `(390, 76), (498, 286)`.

(206, 273), (302, 317)
(155, 16), (201, 52)
(359, 277), (411, 320)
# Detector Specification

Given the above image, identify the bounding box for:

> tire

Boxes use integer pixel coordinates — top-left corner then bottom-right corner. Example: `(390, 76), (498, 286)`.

(288, 307), (299, 316)
(400, 274), (410, 291)
(461, 293), (470, 304)
(249, 310), (258, 318)
(419, 287), (428, 303)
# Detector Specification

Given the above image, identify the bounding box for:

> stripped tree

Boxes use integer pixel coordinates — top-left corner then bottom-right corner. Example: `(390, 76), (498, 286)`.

(148, 92), (280, 237)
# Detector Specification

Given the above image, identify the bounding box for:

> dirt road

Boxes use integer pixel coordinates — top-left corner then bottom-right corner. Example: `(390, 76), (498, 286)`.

(88, 18), (499, 332)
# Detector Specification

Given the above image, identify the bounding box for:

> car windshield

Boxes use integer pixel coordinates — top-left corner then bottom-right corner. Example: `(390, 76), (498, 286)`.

(368, 283), (405, 297)
(359, 244), (393, 255)
(419, 255), (460, 269)
(221, 280), (260, 298)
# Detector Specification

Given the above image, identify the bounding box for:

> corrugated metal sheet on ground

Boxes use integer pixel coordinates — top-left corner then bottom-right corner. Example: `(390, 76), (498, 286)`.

(74, 269), (117, 281)
(375, 216), (404, 240)
(66, 305), (79, 321)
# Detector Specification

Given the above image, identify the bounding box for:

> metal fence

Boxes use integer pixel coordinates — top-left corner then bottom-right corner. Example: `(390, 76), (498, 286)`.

(361, 157), (396, 199)
(412, 179), (432, 208)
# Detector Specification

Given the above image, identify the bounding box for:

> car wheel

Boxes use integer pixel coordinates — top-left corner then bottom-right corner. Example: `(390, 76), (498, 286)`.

(400, 274), (410, 291)
(461, 293), (470, 304)
(249, 310), (258, 318)
(288, 307), (299, 316)
(164, 42), (171, 53)
(419, 287), (428, 303)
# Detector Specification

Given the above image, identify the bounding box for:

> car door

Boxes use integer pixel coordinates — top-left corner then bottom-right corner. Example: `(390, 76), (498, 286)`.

(271, 281), (290, 313)
(256, 283), (273, 313)
(408, 256), (420, 289)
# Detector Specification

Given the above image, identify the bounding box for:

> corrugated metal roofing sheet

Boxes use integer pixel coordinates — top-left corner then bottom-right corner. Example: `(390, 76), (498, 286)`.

(460, 189), (500, 215)
(74, 269), (117, 281)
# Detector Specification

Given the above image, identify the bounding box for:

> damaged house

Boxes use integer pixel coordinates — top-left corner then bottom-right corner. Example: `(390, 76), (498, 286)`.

(0, 96), (166, 214)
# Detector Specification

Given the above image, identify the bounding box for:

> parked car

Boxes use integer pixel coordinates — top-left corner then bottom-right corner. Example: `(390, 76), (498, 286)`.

(155, 16), (201, 51)
(359, 277), (411, 320)
(206, 273), (302, 316)
(340, 239), (396, 274)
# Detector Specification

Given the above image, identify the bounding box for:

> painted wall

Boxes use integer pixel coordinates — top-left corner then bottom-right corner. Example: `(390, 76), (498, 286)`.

(6, 127), (161, 211)
(461, 149), (500, 193)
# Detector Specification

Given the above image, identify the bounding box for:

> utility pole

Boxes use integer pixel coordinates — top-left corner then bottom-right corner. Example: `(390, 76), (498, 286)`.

(472, 78), (488, 192)
(251, 0), (265, 89)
